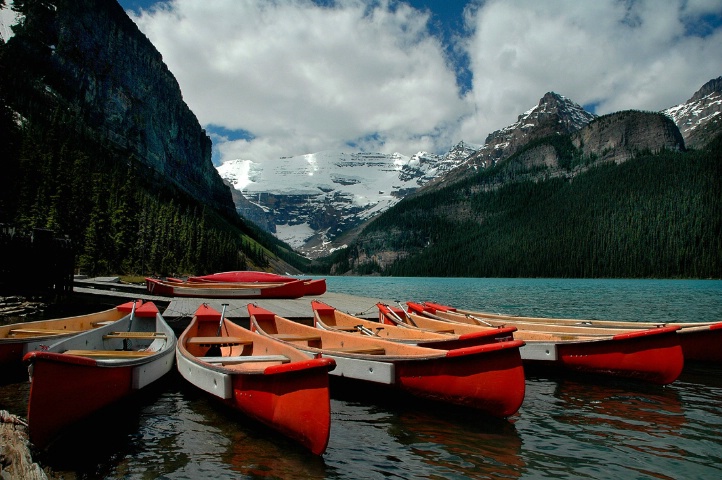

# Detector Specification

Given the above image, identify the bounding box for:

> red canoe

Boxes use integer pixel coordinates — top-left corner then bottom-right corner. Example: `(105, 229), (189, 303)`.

(145, 277), (307, 299)
(249, 303), (527, 418)
(176, 304), (335, 455)
(24, 301), (176, 448)
(0, 301), (137, 382)
(313, 300), (518, 349)
(188, 271), (327, 296)
(404, 302), (684, 385)
(424, 301), (722, 364)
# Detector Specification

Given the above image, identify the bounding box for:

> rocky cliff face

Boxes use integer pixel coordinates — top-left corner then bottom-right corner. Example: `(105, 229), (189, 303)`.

(5, 0), (234, 215)
(466, 92), (597, 168)
(422, 93), (596, 191)
(664, 76), (722, 149)
(573, 111), (685, 163)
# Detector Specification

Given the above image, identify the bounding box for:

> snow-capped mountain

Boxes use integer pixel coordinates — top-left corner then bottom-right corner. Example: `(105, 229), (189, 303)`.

(217, 141), (478, 258)
(663, 76), (722, 149)
(218, 79), (722, 260)
(463, 92), (596, 169)
(422, 92), (596, 190)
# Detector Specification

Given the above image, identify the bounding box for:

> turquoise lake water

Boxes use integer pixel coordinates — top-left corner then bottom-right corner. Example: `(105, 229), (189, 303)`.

(1, 277), (720, 479)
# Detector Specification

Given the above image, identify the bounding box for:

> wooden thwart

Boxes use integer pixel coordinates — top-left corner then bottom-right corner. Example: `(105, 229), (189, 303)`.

(10, 328), (81, 336)
(186, 336), (252, 347)
(271, 333), (322, 342)
(63, 349), (155, 358)
(103, 331), (167, 340)
(326, 346), (386, 355)
(91, 320), (116, 327)
(197, 354), (290, 364)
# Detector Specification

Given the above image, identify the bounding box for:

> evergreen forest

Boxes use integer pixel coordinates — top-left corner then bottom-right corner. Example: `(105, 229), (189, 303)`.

(0, 107), (306, 277)
(317, 134), (722, 278)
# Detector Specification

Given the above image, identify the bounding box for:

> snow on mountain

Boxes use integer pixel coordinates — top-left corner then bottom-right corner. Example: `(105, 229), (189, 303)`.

(663, 76), (722, 149)
(217, 142), (477, 257)
(1, 2), (20, 42)
(467, 92), (597, 169)
(422, 92), (596, 190)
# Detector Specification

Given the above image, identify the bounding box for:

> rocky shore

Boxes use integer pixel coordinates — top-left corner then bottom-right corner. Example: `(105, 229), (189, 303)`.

(1, 297), (50, 479)
(0, 410), (46, 480)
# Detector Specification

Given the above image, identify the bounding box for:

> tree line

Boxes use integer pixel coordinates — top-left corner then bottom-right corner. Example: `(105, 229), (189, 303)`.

(0, 95), (307, 278)
(316, 133), (721, 278)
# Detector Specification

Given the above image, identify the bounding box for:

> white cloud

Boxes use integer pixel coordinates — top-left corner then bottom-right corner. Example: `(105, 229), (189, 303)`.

(460, 0), (722, 141)
(130, 0), (470, 161)
(128, 0), (722, 163)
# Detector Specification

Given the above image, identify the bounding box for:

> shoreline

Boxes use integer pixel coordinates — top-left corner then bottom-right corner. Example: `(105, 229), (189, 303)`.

(0, 410), (47, 480)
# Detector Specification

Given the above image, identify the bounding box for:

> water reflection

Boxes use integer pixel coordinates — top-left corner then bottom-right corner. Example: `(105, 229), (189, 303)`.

(2, 354), (721, 479)
(552, 378), (684, 436)
(326, 377), (523, 479)
(518, 376), (689, 479)
(0, 379), (29, 417)
(388, 408), (523, 479)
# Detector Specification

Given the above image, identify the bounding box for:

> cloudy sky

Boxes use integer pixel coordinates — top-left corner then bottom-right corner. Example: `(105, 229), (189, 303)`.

(118, 0), (722, 165)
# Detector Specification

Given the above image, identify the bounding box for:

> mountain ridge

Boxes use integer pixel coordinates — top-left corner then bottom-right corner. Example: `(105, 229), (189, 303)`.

(217, 141), (479, 258)
(217, 79), (720, 261)
(663, 76), (722, 149)
(318, 111), (719, 278)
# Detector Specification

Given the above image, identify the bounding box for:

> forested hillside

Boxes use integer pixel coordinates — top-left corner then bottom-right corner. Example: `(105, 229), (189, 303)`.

(318, 132), (721, 278)
(0, 0), (307, 277)
(0, 105), (307, 276)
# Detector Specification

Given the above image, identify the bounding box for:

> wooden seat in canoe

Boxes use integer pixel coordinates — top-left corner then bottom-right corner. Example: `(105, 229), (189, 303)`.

(9, 328), (81, 336)
(334, 326), (361, 332)
(197, 354), (291, 364)
(63, 349), (155, 358)
(186, 337), (252, 347)
(325, 346), (386, 355)
(271, 333), (322, 342)
(91, 320), (116, 327)
(103, 331), (167, 340)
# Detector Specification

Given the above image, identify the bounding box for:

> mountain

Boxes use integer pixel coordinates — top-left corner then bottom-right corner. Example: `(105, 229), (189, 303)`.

(319, 92), (716, 278)
(0, 0), (304, 276)
(455, 93), (597, 174)
(215, 93), (595, 260)
(663, 76), (722, 149)
(2, 0), (234, 216)
(217, 141), (479, 258)
(218, 90), (696, 261)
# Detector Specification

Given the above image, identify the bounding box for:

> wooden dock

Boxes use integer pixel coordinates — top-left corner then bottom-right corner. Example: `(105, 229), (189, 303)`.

(73, 277), (393, 324)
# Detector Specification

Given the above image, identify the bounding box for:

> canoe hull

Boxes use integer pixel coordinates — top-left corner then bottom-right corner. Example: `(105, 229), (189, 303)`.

(678, 324), (722, 363)
(0, 305), (131, 382)
(557, 335), (683, 385)
(190, 271), (297, 283)
(189, 272), (327, 296)
(442, 303), (721, 365)
(25, 354), (134, 448)
(418, 302), (684, 385)
(23, 303), (176, 448)
(394, 346), (526, 417)
(177, 304), (335, 455)
(251, 303), (526, 417)
(230, 363), (333, 455)
(145, 277), (306, 298)
(177, 351), (333, 455)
